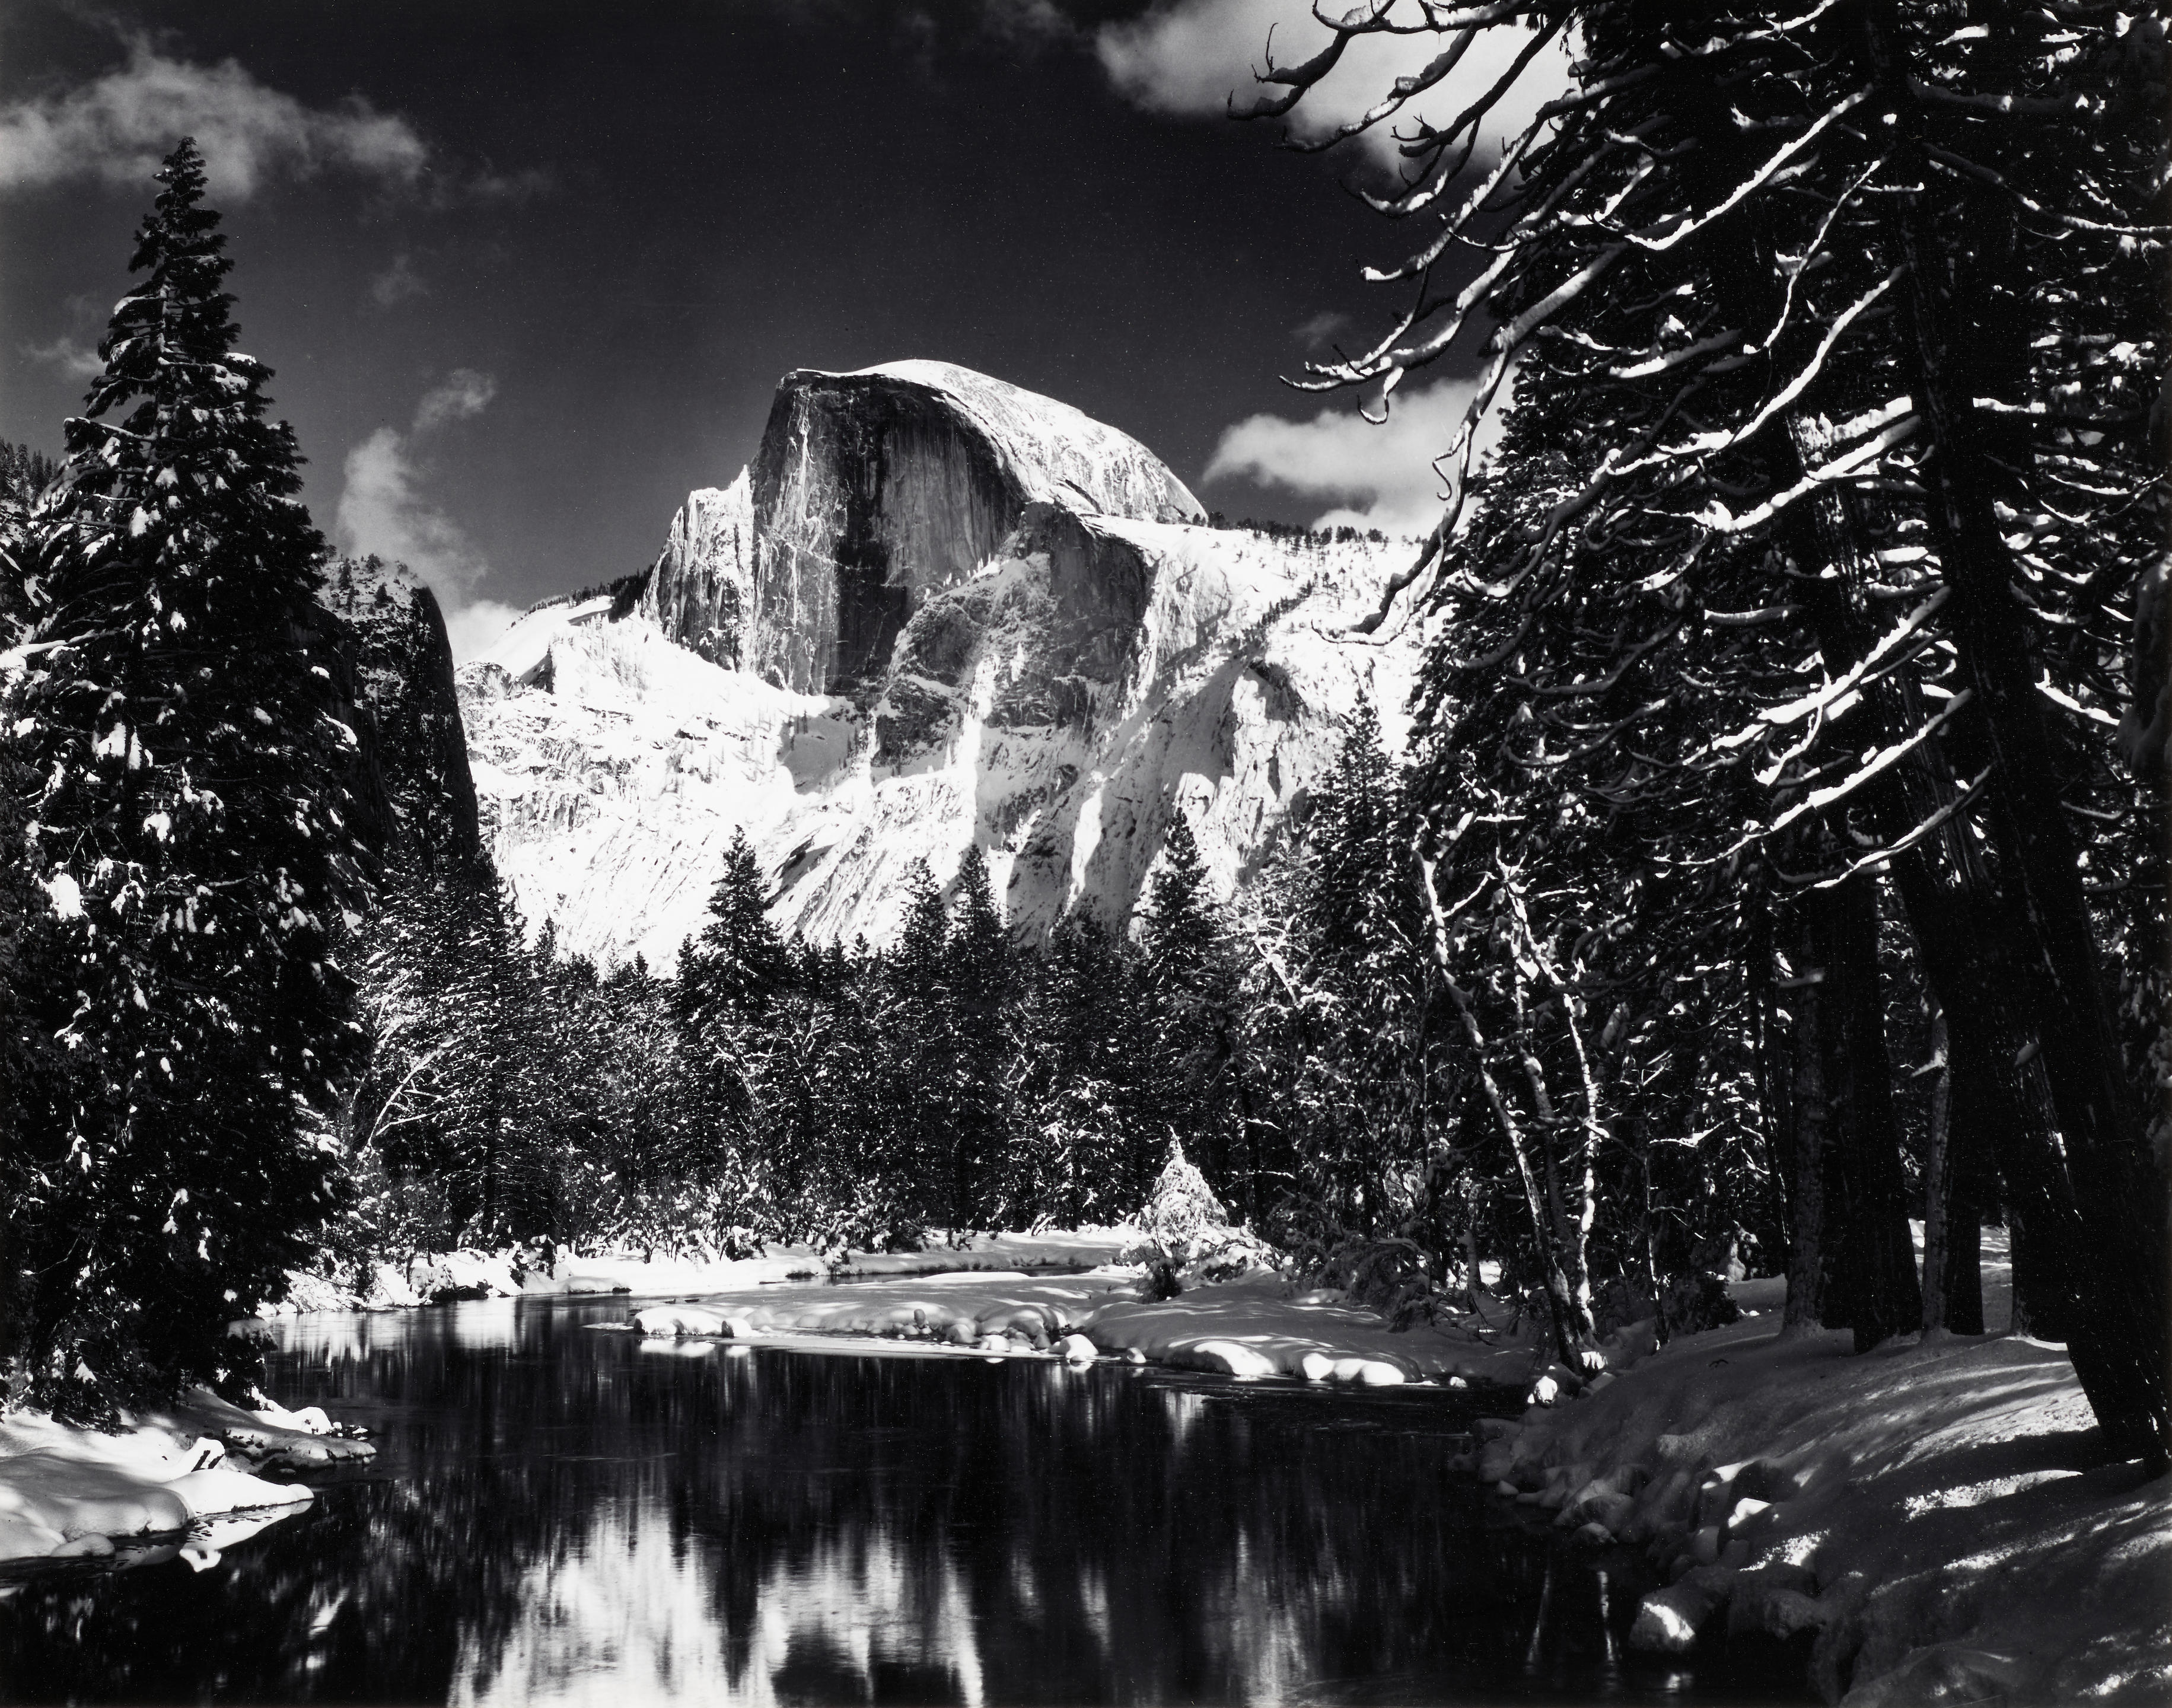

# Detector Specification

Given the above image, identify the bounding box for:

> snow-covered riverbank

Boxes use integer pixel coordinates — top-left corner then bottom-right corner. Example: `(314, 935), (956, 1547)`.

(1469, 1241), (2170, 1704)
(266, 1219), (1601, 1393)
(0, 1388), (375, 1572)
(22, 1224), (2157, 1708)
(620, 1229), (2167, 1702)
(624, 1267), (1554, 1388)
(244, 1193), (2172, 1707)
(258, 1227), (1148, 1314)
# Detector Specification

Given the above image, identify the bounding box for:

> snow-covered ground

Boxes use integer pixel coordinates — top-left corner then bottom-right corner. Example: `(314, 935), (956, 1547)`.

(637, 1271), (1551, 1389)
(0, 1387), (374, 1572)
(1468, 1233), (2170, 1704)
(613, 1255), (1552, 1390)
(259, 1228), (1148, 1315)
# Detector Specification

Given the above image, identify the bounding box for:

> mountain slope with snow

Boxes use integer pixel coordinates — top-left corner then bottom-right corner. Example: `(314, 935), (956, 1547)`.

(458, 362), (1422, 968)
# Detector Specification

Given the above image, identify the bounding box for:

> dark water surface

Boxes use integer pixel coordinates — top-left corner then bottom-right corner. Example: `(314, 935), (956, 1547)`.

(0, 1295), (1807, 1705)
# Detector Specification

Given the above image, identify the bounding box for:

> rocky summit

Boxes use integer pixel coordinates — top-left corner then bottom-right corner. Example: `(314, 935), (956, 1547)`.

(457, 360), (1422, 969)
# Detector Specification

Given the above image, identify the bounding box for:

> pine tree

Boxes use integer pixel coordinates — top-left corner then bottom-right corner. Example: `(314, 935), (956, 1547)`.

(677, 828), (789, 1026)
(1142, 813), (1217, 989)
(1139, 812), (1241, 1205)
(945, 845), (1013, 1227)
(4, 140), (362, 1412)
(1245, 703), (1449, 1265)
(1007, 916), (1154, 1226)
(873, 859), (959, 1228)
(360, 874), (573, 1248)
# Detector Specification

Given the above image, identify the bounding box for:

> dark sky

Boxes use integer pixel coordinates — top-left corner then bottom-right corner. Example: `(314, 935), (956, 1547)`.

(1, 1), (1538, 653)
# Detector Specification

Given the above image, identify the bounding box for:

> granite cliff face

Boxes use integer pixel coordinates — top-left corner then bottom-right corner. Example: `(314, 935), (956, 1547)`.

(706, 361), (1202, 694)
(638, 471), (752, 670)
(458, 362), (1418, 968)
(320, 556), (485, 881)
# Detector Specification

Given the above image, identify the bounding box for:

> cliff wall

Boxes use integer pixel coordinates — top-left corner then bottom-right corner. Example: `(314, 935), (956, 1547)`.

(321, 556), (485, 881)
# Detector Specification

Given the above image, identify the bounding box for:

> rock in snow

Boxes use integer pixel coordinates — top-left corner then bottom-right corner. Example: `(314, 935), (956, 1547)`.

(639, 471), (754, 670)
(459, 359), (1424, 966)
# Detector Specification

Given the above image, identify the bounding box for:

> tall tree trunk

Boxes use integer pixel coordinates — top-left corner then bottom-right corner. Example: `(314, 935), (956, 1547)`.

(2001, 1055), (2077, 1343)
(1937, 1026), (1987, 1336)
(1509, 957), (1595, 1337)
(1418, 857), (1594, 1366)
(1916, 990), (1988, 1333)
(1780, 920), (1828, 1337)
(1814, 874), (1923, 1350)
(1863, 1), (2170, 1464)
(1921, 996), (1953, 1331)
(1900, 870), (2081, 1344)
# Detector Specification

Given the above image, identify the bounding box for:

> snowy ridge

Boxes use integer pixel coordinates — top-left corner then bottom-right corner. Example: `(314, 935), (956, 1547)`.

(457, 361), (1424, 968)
(461, 613), (837, 970)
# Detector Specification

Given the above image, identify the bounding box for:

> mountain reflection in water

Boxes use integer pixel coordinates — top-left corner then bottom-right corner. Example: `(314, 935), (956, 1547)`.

(0, 1295), (1804, 1706)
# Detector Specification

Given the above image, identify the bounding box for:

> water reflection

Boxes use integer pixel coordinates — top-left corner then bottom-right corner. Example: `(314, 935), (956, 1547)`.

(0, 1296), (1807, 1705)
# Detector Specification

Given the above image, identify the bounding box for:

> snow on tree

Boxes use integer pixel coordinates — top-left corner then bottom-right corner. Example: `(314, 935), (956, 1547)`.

(677, 827), (790, 1027)
(0, 139), (364, 1412)
(1004, 916), (1157, 1228)
(1125, 1139), (1276, 1289)
(1139, 811), (1248, 1205)
(1252, 1), (2168, 1462)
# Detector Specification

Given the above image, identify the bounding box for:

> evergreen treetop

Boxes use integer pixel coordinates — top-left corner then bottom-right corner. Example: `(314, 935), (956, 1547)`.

(679, 828), (789, 1023)
(1142, 812), (1218, 988)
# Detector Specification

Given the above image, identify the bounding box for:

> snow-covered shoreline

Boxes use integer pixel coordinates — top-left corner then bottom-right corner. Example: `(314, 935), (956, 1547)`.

(613, 1234), (2168, 1702)
(207, 1220), (2172, 1704)
(619, 1268), (1553, 1388)
(0, 1387), (375, 1574)
(272, 1226), (1563, 1391)
(257, 1228), (1155, 1316)
(1465, 1245), (2170, 1704)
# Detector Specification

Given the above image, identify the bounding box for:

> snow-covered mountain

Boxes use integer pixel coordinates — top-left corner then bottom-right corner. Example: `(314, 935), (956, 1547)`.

(458, 360), (1422, 969)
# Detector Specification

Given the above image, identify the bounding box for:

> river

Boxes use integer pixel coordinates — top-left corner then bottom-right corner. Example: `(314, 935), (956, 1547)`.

(0, 1293), (1810, 1704)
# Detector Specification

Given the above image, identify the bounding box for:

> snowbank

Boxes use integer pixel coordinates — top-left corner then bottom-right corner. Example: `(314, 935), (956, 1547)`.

(1078, 1278), (1540, 1385)
(616, 1262), (1550, 1390)
(268, 1229), (1143, 1318)
(0, 1385), (373, 1570)
(832, 1228), (1134, 1278)
(572, 1203), (1550, 1386)
(1469, 1280), (2170, 1704)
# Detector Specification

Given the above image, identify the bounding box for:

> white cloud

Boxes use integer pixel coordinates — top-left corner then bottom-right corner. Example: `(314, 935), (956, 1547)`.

(1202, 376), (1502, 539)
(336, 371), (511, 660)
(0, 40), (428, 200)
(412, 368), (495, 433)
(1291, 308), (1353, 352)
(21, 334), (103, 378)
(439, 598), (523, 665)
(1094, 1), (1565, 173)
(336, 425), (488, 591)
(369, 253), (428, 308)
